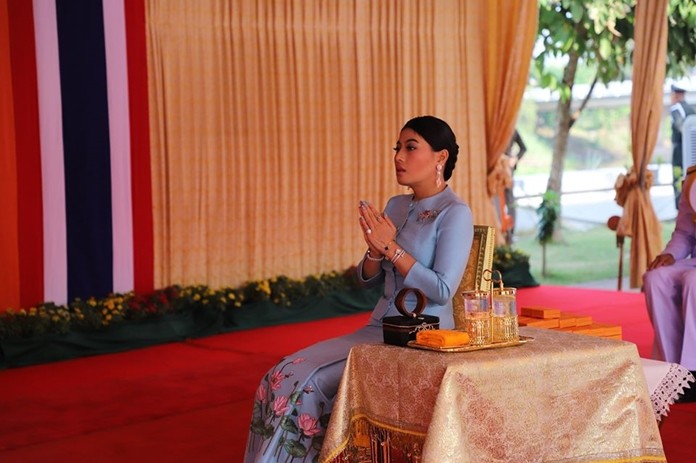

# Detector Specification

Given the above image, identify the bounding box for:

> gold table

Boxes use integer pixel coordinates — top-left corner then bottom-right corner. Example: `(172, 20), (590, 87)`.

(320, 327), (665, 463)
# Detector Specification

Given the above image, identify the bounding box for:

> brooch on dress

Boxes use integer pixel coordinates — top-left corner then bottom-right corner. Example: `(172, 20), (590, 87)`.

(417, 209), (440, 223)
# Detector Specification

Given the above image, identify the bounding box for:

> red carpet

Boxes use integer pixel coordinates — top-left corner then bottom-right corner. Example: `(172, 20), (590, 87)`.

(516, 286), (654, 357)
(0, 286), (692, 462)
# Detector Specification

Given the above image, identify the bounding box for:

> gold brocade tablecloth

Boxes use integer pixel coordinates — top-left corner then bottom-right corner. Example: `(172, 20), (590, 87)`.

(319, 327), (665, 463)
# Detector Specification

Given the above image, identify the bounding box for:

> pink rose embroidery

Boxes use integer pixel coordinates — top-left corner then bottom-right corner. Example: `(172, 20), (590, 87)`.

(298, 413), (320, 437)
(272, 396), (290, 416)
(269, 370), (284, 391)
(256, 384), (266, 402)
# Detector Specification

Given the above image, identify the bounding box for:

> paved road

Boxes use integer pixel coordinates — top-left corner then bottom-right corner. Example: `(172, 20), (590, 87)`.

(513, 165), (677, 233)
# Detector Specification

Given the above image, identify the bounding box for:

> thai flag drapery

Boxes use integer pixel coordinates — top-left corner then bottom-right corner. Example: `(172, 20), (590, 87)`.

(0, 0), (153, 310)
(2, 0), (543, 313)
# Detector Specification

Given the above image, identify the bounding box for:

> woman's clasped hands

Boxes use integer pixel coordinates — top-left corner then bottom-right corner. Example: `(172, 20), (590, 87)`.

(358, 200), (397, 258)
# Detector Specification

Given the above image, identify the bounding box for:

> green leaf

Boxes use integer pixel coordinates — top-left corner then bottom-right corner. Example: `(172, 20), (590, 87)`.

(560, 85), (572, 102)
(536, 191), (561, 244)
(311, 435), (325, 451)
(283, 440), (308, 458)
(598, 37), (612, 59)
(570, 2), (584, 22)
(280, 415), (299, 434)
(541, 73), (553, 88)
(289, 390), (303, 404)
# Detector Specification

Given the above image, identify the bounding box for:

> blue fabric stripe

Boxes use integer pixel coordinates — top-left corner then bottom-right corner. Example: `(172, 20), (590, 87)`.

(56, 0), (113, 300)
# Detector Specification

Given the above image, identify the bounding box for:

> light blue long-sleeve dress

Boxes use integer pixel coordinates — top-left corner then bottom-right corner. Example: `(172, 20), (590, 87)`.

(245, 186), (473, 462)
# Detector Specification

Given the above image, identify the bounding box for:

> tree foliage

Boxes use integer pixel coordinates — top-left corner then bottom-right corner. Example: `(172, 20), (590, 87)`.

(533, 0), (696, 219)
(535, 0), (696, 96)
(535, 0), (634, 101)
(536, 190), (560, 245)
(535, 190), (560, 277)
(666, 0), (696, 76)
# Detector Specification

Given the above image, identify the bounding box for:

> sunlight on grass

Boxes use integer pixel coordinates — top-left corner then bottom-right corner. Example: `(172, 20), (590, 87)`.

(511, 221), (675, 286)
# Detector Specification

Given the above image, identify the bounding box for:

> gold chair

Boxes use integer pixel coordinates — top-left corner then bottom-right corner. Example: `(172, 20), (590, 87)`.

(453, 225), (496, 329)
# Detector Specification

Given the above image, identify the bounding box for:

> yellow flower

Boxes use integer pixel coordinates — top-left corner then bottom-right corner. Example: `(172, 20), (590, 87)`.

(257, 280), (271, 295)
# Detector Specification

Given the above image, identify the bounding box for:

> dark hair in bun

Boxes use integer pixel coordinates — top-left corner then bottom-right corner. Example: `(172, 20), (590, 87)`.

(402, 116), (459, 180)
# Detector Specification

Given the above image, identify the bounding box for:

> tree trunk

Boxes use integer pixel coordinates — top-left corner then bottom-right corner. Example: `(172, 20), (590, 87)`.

(541, 242), (547, 278)
(546, 49), (579, 196)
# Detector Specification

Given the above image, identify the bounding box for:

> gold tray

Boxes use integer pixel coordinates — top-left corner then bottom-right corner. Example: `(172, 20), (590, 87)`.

(407, 335), (534, 353)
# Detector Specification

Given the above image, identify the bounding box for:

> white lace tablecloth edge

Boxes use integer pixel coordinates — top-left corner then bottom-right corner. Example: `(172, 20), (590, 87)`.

(644, 360), (695, 420)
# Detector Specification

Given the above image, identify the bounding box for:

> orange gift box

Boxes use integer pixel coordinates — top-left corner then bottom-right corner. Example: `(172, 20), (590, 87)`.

(521, 306), (561, 319)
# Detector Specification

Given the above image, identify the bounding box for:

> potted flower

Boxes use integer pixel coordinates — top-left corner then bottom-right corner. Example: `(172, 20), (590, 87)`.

(493, 245), (538, 288)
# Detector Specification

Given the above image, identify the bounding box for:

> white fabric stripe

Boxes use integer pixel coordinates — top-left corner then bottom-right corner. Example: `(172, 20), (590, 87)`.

(33, 0), (68, 305)
(103, 0), (134, 293)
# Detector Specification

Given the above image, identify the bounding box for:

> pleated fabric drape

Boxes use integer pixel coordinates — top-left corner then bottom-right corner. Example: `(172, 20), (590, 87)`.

(0, 0), (21, 309)
(146, 0), (538, 289)
(618, 0), (667, 288)
(0, 0), (154, 310)
(482, 0), (538, 237)
(0, 0), (538, 310)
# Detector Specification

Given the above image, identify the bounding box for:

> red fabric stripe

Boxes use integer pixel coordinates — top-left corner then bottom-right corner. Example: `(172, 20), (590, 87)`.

(8, 0), (44, 308)
(124, 0), (154, 294)
(0, 0), (20, 310)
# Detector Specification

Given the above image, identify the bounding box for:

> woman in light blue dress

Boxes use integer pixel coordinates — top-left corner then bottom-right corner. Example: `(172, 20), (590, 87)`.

(245, 116), (474, 462)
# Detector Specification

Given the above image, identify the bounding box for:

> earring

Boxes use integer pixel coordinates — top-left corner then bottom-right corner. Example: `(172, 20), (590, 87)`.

(436, 164), (443, 189)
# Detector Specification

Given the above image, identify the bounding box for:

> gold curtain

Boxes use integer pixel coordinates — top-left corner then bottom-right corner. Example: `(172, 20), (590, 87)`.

(617, 0), (667, 288)
(145, 0), (537, 289)
(482, 0), (538, 241)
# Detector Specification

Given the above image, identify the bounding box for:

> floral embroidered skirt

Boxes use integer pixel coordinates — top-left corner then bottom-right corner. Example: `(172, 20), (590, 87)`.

(244, 325), (381, 463)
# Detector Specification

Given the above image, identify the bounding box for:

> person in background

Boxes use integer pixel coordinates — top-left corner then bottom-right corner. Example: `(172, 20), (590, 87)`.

(669, 84), (695, 209)
(244, 116), (474, 462)
(503, 130), (527, 244)
(644, 165), (696, 402)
